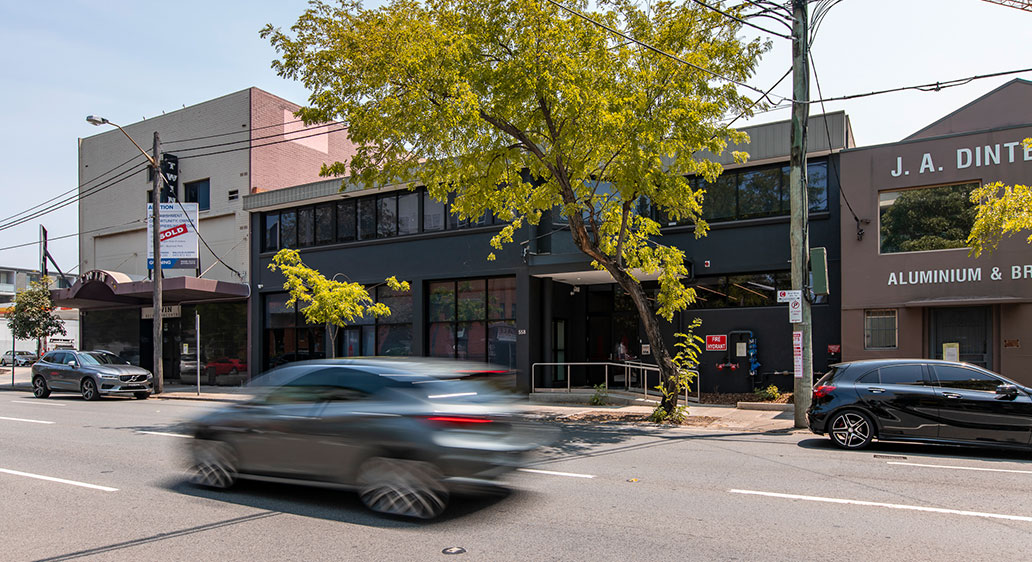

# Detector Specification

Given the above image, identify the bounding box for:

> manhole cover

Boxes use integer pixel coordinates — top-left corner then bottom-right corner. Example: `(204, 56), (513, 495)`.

(442, 547), (466, 555)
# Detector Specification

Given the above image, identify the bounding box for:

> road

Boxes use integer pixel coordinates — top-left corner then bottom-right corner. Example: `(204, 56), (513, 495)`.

(2, 393), (1032, 561)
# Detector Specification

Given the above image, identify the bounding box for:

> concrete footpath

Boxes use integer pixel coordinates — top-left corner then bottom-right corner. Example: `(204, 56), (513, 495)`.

(0, 366), (797, 433)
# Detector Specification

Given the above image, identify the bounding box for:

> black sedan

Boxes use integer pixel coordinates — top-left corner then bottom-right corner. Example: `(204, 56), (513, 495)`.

(184, 359), (553, 519)
(31, 350), (153, 400)
(807, 359), (1032, 451)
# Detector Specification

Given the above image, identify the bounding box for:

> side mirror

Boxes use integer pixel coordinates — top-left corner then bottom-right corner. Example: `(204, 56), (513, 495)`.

(996, 384), (1018, 399)
(67, 361), (78, 368)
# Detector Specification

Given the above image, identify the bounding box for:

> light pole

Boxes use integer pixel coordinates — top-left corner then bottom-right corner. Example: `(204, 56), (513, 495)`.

(87, 115), (164, 393)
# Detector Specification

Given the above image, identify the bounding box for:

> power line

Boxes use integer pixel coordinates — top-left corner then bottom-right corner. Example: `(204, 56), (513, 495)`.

(164, 121), (342, 155)
(0, 218), (147, 253)
(542, 0), (788, 104)
(806, 66), (1032, 104)
(162, 116), (310, 146)
(690, 0), (792, 39)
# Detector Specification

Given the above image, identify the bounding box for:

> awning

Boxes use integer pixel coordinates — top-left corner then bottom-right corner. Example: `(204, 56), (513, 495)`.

(52, 269), (249, 310)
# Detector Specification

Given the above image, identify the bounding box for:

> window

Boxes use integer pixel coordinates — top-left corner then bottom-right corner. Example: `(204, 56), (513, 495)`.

(423, 191), (445, 232)
(297, 207), (314, 247)
(878, 365), (926, 385)
(0, 271), (12, 284)
(932, 365), (1001, 393)
(337, 200), (356, 242)
(262, 212), (280, 252)
(280, 210), (297, 248)
(738, 168), (781, 219)
(184, 179), (210, 211)
(375, 284), (412, 356)
(315, 203), (335, 245)
(228, 189), (239, 201)
(377, 194), (397, 238)
(358, 198), (376, 240)
(690, 272), (792, 309)
(879, 182), (978, 254)
(864, 309), (897, 350)
(397, 192), (419, 235)
(426, 276), (517, 368)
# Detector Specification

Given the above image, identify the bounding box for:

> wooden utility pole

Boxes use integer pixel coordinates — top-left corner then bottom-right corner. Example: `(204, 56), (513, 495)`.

(152, 132), (164, 394)
(790, 0), (812, 428)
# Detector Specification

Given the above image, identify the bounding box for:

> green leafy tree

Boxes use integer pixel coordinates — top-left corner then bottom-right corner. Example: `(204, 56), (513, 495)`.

(268, 249), (410, 357)
(263, 0), (765, 412)
(968, 138), (1032, 256)
(8, 278), (66, 355)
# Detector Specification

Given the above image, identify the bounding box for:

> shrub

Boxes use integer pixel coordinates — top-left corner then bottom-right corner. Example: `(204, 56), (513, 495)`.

(754, 384), (781, 402)
(590, 383), (609, 406)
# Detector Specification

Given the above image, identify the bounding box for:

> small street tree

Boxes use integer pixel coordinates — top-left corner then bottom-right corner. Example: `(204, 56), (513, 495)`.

(263, 0), (766, 412)
(968, 138), (1032, 256)
(8, 278), (66, 356)
(268, 249), (410, 357)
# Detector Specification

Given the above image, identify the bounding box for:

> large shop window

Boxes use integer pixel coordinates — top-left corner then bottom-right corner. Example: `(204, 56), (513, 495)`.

(864, 309), (898, 350)
(259, 187), (498, 253)
(879, 182), (978, 254)
(690, 272), (804, 309)
(654, 160), (829, 227)
(428, 277), (517, 369)
(81, 309), (141, 366)
(263, 293), (326, 370)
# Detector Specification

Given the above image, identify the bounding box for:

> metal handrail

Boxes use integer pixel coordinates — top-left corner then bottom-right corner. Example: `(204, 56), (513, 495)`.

(531, 361), (700, 403)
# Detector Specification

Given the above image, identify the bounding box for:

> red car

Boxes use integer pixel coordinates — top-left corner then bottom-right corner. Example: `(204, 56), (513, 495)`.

(207, 357), (247, 376)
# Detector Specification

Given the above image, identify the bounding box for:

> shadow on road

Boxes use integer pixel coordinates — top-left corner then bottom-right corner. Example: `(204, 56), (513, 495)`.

(797, 436), (1032, 464)
(160, 476), (527, 529)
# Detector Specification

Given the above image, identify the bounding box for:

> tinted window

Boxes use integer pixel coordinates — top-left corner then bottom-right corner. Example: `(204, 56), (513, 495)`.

(878, 365), (926, 385)
(423, 191), (445, 232)
(932, 365), (1001, 392)
(281, 210), (297, 248)
(377, 194), (397, 238)
(42, 352), (61, 363)
(263, 212), (279, 251)
(358, 198), (376, 240)
(315, 203), (335, 245)
(337, 200), (356, 242)
(297, 207), (315, 247)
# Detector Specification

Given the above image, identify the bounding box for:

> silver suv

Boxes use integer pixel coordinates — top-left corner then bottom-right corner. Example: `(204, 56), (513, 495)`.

(2, 350), (37, 366)
(31, 350), (152, 400)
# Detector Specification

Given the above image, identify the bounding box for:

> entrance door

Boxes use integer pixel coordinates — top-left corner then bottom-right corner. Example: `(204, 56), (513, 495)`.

(929, 306), (991, 368)
(162, 319), (181, 381)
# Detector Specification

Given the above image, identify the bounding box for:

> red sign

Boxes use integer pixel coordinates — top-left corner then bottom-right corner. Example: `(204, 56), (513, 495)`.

(827, 344), (841, 354)
(159, 224), (188, 242)
(705, 335), (727, 352)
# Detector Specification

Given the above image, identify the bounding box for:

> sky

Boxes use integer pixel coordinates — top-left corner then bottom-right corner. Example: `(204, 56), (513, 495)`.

(0, 0), (1029, 272)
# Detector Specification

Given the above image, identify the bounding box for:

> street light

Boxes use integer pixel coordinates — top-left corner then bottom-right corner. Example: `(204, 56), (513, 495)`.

(87, 115), (165, 393)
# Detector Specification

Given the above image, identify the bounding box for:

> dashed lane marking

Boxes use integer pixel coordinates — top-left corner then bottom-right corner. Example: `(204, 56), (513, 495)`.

(10, 400), (66, 407)
(517, 468), (595, 479)
(0, 416), (54, 424)
(729, 489), (1032, 523)
(888, 461), (1032, 475)
(0, 468), (118, 492)
(136, 431), (192, 438)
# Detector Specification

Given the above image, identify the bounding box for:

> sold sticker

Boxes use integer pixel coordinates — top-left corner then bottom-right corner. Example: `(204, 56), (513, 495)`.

(159, 224), (188, 242)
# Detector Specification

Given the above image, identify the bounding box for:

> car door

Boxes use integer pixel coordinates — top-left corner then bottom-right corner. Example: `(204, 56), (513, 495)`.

(854, 363), (939, 439)
(47, 351), (74, 390)
(229, 371), (332, 477)
(930, 364), (1032, 446)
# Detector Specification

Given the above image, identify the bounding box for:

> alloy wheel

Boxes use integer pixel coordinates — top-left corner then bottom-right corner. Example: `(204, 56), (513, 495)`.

(830, 411), (873, 449)
(357, 457), (448, 519)
(189, 440), (238, 489)
(81, 378), (100, 401)
(33, 377), (51, 398)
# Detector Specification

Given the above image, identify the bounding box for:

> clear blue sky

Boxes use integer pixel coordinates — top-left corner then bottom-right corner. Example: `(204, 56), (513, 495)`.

(0, 0), (1029, 271)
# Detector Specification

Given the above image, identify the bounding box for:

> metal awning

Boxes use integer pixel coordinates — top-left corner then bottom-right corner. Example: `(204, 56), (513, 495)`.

(51, 269), (249, 310)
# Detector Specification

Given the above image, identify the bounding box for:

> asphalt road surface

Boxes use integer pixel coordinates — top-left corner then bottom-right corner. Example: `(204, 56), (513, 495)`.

(2, 393), (1032, 561)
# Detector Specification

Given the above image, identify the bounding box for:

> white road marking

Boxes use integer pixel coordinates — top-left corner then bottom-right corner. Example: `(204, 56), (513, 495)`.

(888, 461), (1032, 475)
(136, 431), (192, 438)
(729, 489), (1032, 523)
(0, 468), (118, 492)
(518, 468), (595, 479)
(0, 416), (54, 424)
(10, 400), (66, 407)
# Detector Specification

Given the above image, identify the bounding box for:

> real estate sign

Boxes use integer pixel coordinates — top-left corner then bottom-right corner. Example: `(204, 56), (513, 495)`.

(147, 203), (199, 269)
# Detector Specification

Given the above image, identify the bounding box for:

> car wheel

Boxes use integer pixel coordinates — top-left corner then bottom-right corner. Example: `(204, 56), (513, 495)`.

(80, 378), (101, 401)
(829, 410), (874, 450)
(32, 376), (51, 398)
(133, 391), (150, 400)
(189, 439), (237, 489)
(357, 457), (449, 519)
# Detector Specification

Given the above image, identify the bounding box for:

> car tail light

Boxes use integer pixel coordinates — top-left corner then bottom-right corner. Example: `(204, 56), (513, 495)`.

(813, 385), (836, 398)
(425, 416), (494, 426)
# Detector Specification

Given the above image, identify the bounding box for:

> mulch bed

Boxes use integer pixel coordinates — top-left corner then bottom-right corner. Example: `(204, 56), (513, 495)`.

(541, 411), (723, 426)
(699, 392), (794, 405)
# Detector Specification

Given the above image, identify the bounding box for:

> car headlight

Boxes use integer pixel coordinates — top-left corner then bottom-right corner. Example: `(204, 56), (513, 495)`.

(99, 373), (120, 379)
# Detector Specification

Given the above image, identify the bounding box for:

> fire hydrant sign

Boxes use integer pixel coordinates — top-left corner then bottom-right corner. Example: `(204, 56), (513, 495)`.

(778, 289), (803, 323)
(705, 335), (727, 352)
(793, 331), (804, 378)
(147, 203), (199, 269)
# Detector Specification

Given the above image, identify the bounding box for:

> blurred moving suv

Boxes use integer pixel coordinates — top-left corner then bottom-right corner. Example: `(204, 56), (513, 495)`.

(808, 359), (1032, 451)
(31, 350), (153, 400)
(185, 358), (554, 519)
